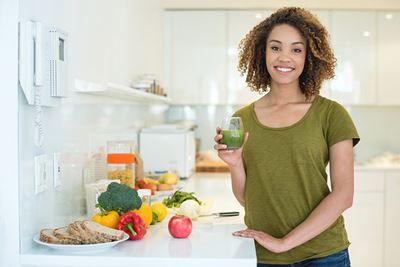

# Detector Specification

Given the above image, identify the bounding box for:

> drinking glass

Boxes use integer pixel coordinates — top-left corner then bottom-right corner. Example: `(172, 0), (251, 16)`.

(220, 117), (244, 150)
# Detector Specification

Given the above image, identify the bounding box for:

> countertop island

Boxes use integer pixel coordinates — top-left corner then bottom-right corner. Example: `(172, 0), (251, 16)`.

(21, 173), (257, 267)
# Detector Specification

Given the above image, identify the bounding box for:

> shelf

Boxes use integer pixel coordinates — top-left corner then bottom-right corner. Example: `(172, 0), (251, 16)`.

(74, 80), (171, 104)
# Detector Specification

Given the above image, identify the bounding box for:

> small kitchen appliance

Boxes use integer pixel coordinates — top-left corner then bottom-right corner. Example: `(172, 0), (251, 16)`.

(139, 125), (196, 179)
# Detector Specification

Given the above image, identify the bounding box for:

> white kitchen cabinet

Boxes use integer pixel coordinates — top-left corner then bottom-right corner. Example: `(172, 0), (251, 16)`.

(344, 170), (384, 267)
(311, 10), (332, 98)
(165, 11), (227, 105)
(377, 12), (400, 105)
(165, 10), (400, 106)
(330, 11), (376, 105)
(226, 10), (271, 105)
(384, 171), (400, 267)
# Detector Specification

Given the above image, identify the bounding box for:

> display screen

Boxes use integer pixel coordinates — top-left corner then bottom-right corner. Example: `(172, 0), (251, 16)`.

(59, 38), (64, 61)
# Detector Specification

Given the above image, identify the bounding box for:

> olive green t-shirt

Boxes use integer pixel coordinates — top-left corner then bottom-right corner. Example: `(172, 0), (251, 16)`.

(233, 95), (360, 264)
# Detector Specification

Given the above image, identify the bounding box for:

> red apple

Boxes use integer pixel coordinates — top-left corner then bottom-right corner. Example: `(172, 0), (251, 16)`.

(168, 215), (192, 238)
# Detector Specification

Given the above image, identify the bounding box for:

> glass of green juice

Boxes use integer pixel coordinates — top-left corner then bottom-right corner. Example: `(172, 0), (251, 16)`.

(220, 117), (244, 150)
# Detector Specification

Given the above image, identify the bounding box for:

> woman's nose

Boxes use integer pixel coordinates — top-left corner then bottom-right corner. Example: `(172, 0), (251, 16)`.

(278, 53), (291, 62)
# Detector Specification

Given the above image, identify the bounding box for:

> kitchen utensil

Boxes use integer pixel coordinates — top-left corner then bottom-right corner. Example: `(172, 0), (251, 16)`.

(200, 211), (239, 217)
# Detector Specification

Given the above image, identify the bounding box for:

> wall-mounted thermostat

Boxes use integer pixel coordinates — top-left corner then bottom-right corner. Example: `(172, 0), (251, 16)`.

(19, 20), (69, 107)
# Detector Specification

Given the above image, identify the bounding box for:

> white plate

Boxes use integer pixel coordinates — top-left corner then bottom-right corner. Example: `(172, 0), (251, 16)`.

(33, 233), (129, 253)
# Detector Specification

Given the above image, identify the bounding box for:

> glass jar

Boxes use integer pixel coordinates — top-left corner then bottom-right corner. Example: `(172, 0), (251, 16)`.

(107, 141), (136, 188)
(137, 189), (151, 206)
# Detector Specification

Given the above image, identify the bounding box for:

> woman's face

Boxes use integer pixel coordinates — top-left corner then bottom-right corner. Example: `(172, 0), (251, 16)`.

(265, 24), (306, 87)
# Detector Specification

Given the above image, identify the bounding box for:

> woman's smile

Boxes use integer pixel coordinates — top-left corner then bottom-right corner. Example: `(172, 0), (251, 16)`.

(274, 66), (295, 73)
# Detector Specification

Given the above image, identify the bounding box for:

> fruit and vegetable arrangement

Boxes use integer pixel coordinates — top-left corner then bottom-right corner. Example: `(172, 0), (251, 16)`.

(92, 182), (169, 240)
(135, 172), (179, 195)
(92, 180), (199, 240)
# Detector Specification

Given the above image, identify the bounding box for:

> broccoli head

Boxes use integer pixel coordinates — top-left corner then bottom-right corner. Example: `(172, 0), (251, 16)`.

(97, 182), (142, 214)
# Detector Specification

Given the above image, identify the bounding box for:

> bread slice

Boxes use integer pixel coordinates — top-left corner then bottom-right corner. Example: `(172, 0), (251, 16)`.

(39, 229), (60, 244)
(67, 222), (93, 244)
(70, 221), (107, 244)
(39, 220), (125, 245)
(54, 226), (82, 245)
(81, 220), (125, 241)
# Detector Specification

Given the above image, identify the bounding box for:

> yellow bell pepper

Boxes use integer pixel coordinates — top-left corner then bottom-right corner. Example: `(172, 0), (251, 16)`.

(92, 210), (120, 229)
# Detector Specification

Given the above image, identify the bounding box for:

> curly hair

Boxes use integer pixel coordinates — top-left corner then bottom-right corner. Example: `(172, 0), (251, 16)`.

(238, 7), (336, 99)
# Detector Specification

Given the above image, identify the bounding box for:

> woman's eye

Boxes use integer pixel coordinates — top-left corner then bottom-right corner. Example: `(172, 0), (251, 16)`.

(271, 46), (280, 51)
(293, 48), (302, 53)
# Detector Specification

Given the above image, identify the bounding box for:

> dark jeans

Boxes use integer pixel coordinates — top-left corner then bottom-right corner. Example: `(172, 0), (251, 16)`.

(257, 249), (351, 267)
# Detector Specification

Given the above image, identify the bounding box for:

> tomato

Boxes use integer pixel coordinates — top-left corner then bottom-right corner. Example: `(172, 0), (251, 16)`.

(136, 180), (156, 195)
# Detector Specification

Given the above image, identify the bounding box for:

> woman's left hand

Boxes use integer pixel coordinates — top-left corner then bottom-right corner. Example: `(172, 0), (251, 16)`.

(233, 229), (290, 253)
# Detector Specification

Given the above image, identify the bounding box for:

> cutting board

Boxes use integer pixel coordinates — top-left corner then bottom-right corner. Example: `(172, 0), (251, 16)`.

(196, 160), (230, 172)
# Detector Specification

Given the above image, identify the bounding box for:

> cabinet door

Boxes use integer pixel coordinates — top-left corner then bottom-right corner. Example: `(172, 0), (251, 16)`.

(384, 171), (400, 267)
(344, 170), (384, 267)
(166, 11), (227, 105)
(377, 12), (400, 105)
(344, 193), (384, 267)
(330, 11), (376, 105)
(226, 10), (271, 105)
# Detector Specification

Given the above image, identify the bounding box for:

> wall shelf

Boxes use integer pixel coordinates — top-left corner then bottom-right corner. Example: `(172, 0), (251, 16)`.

(75, 80), (171, 104)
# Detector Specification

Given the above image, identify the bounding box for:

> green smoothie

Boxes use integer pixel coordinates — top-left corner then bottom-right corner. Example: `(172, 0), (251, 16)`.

(221, 130), (244, 149)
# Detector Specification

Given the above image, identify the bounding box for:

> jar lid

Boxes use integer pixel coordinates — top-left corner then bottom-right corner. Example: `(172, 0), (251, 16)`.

(107, 140), (135, 154)
(107, 153), (135, 164)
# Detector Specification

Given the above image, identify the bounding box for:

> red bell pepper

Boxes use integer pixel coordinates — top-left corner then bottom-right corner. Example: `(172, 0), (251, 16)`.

(117, 212), (146, 240)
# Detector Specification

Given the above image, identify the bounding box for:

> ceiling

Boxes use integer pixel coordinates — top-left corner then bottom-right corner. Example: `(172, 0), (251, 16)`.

(161, 0), (400, 10)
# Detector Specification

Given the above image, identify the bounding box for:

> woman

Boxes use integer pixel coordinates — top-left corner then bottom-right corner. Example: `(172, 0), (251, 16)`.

(214, 7), (359, 267)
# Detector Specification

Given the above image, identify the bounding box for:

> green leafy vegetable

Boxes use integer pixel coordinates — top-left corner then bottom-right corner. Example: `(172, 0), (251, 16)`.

(97, 182), (142, 215)
(162, 189), (201, 208)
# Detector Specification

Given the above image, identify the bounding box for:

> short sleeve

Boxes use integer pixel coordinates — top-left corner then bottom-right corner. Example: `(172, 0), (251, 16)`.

(326, 102), (360, 147)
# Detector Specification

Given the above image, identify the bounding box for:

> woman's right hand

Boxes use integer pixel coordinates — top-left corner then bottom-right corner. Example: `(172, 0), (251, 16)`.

(214, 127), (248, 167)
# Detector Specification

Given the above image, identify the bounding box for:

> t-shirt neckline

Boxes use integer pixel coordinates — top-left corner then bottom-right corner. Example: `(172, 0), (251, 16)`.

(250, 95), (321, 131)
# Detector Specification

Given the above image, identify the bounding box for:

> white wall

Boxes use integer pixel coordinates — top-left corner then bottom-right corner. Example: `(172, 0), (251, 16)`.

(18, 0), (165, 253)
(19, 0), (164, 88)
(0, 0), (20, 266)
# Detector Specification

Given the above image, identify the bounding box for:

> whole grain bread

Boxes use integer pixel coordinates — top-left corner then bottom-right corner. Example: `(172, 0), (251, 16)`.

(67, 222), (95, 244)
(82, 220), (125, 241)
(39, 229), (60, 244)
(53, 226), (82, 244)
(38, 220), (125, 245)
(71, 221), (109, 244)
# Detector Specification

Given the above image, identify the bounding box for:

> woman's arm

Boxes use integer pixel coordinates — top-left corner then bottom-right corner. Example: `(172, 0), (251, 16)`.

(282, 139), (354, 250)
(233, 139), (354, 253)
(229, 161), (247, 206)
(214, 128), (248, 207)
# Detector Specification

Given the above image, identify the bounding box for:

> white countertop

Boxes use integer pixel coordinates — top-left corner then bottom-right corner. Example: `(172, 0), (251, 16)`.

(355, 165), (400, 171)
(21, 173), (256, 267)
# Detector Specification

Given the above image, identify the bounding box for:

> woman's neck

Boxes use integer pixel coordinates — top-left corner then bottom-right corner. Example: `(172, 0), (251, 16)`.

(262, 82), (305, 106)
